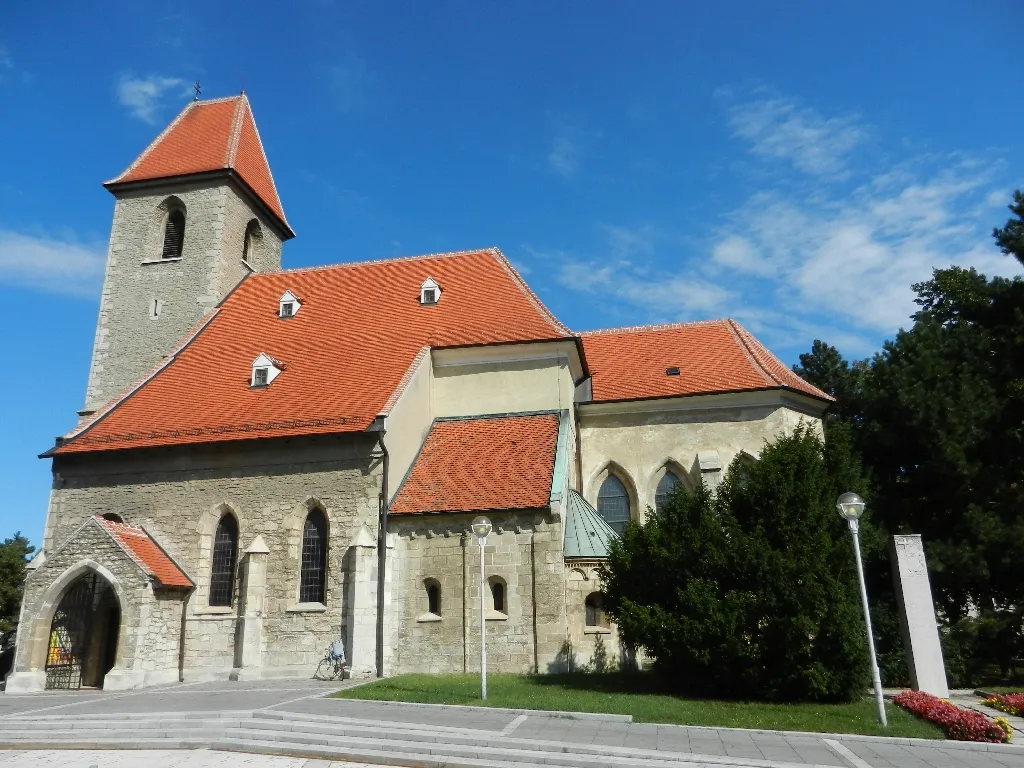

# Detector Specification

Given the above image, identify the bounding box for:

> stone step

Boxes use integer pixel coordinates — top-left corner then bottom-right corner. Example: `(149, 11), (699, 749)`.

(0, 725), (824, 768)
(215, 736), (713, 768)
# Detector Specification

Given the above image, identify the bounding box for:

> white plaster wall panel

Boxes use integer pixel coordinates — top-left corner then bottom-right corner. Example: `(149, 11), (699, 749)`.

(432, 357), (576, 419)
(579, 395), (820, 520)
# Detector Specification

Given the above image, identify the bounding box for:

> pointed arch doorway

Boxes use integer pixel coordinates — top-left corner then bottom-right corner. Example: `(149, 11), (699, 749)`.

(44, 571), (120, 690)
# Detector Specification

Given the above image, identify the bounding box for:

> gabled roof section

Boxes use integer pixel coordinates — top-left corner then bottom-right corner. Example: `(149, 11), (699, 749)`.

(53, 249), (572, 454)
(95, 517), (193, 588)
(390, 412), (560, 514)
(578, 319), (831, 404)
(563, 489), (618, 559)
(105, 94), (291, 236)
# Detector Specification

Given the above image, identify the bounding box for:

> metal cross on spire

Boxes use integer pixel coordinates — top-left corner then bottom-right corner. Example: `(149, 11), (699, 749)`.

(193, 82), (201, 101)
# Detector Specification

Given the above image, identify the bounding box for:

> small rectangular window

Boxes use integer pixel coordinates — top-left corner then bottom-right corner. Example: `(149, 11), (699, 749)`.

(280, 302), (294, 317)
(253, 367), (269, 386)
(422, 289), (436, 304)
(666, 367), (680, 376)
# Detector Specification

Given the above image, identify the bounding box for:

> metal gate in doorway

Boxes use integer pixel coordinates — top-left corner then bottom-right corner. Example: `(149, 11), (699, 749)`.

(44, 572), (116, 690)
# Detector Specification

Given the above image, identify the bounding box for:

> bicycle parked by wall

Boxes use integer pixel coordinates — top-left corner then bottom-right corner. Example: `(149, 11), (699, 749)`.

(313, 639), (347, 681)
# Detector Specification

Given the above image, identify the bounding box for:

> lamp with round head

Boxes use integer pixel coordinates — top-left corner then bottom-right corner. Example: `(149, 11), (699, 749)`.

(471, 516), (492, 541)
(836, 492), (866, 522)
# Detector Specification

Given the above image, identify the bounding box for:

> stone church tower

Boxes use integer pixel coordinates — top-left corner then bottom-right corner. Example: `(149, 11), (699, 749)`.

(81, 94), (294, 416)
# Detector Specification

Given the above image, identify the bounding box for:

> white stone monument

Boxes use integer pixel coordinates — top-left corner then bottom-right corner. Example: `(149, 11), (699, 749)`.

(890, 534), (949, 697)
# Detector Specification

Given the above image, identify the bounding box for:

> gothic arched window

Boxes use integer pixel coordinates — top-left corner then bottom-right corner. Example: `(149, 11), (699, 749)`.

(299, 508), (328, 604)
(597, 475), (630, 535)
(162, 208), (186, 260)
(655, 471), (681, 512)
(209, 514), (238, 607)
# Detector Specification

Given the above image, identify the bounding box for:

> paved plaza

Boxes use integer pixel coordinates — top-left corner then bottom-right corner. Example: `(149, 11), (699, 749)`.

(1, 679), (1022, 768)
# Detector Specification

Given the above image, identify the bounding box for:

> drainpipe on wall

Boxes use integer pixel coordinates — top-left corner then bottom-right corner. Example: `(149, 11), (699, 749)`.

(373, 428), (389, 678)
(178, 586), (194, 683)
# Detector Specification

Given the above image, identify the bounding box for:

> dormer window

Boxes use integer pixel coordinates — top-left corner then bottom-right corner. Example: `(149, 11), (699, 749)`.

(251, 353), (282, 388)
(420, 277), (441, 305)
(279, 290), (301, 318)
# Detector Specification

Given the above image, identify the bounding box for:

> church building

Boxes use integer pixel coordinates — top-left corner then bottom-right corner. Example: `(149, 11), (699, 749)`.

(7, 94), (830, 691)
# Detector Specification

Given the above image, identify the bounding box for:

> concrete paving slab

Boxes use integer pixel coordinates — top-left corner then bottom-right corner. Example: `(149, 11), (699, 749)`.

(0, 749), (408, 767)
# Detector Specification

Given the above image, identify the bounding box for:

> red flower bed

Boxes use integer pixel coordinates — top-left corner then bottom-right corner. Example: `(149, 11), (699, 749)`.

(892, 691), (1009, 743)
(984, 693), (1024, 718)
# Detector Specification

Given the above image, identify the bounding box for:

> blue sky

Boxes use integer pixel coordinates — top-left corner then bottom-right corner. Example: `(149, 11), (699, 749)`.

(1, 1), (1022, 545)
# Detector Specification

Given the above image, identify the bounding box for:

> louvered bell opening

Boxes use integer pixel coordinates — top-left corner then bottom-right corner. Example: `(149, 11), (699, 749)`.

(162, 210), (186, 259)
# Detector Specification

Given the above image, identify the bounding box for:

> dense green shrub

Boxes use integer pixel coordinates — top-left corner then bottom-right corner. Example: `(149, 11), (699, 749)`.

(601, 424), (871, 702)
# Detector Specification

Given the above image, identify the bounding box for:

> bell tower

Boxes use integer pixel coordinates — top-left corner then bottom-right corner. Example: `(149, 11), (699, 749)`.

(81, 93), (294, 416)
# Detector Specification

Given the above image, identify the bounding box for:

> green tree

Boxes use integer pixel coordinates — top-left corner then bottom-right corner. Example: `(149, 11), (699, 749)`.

(0, 532), (34, 649)
(858, 266), (1024, 617)
(601, 425), (870, 701)
(792, 340), (868, 425)
(993, 189), (1024, 267)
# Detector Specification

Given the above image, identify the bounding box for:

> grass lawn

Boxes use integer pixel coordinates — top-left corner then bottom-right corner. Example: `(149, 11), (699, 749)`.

(978, 686), (1024, 695)
(333, 672), (942, 739)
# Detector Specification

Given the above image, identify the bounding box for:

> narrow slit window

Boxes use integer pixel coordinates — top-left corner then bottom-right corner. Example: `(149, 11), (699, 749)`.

(426, 581), (441, 615)
(492, 581), (504, 613)
(585, 592), (607, 627)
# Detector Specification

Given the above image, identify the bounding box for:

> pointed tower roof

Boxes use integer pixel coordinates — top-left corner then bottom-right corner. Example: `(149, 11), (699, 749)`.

(105, 93), (293, 238)
(563, 489), (619, 559)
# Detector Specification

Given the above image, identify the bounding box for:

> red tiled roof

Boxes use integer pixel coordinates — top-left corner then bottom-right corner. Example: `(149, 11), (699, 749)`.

(55, 249), (570, 454)
(390, 413), (560, 514)
(96, 517), (193, 588)
(579, 319), (831, 403)
(106, 94), (290, 233)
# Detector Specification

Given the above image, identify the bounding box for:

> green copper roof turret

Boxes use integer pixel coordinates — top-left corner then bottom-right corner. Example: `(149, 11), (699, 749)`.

(563, 489), (619, 559)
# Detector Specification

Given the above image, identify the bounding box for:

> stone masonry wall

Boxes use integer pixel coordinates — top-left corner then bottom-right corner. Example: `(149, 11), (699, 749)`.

(564, 561), (624, 672)
(389, 511), (568, 675)
(84, 179), (283, 413)
(46, 433), (380, 677)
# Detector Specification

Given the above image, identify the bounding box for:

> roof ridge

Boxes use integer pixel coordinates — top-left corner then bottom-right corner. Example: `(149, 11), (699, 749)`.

(378, 346), (430, 415)
(225, 93), (247, 168)
(106, 100), (197, 184)
(269, 247), (503, 276)
(489, 249), (572, 337)
(238, 93), (291, 231)
(95, 517), (154, 578)
(576, 319), (728, 337)
(727, 319), (833, 401)
(723, 319), (778, 388)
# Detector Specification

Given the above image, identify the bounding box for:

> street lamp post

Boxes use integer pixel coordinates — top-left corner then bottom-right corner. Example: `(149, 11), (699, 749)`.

(471, 516), (492, 700)
(836, 492), (887, 727)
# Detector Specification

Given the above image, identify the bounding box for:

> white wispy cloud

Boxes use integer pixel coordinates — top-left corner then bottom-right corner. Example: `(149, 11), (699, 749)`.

(116, 74), (188, 123)
(540, 89), (1019, 357)
(710, 163), (1018, 336)
(723, 91), (866, 176)
(0, 230), (105, 297)
(549, 129), (583, 178)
